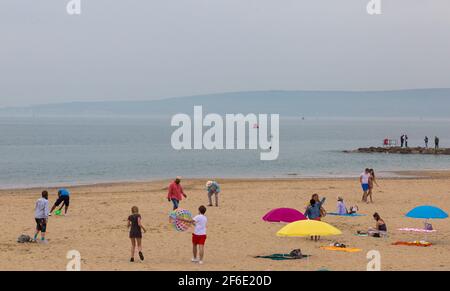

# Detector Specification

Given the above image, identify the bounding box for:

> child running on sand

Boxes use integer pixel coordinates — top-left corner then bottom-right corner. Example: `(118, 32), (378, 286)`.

(190, 205), (208, 264)
(127, 206), (147, 262)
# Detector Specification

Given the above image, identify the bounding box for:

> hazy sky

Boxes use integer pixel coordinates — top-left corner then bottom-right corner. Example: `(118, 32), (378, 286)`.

(1, 0), (449, 107)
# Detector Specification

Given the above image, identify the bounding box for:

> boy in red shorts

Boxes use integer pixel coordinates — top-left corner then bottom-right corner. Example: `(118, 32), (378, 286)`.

(191, 205), (207, 265)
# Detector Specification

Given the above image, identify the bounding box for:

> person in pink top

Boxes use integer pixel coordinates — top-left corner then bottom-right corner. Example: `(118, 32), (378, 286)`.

(167, 177), (187, 210)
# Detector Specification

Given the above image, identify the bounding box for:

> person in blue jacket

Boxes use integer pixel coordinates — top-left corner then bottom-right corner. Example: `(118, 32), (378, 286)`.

(50, 188), (71, 216)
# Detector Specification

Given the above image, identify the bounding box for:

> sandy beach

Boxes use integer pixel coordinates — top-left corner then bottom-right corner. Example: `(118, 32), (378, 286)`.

(1, 172), (449, 271)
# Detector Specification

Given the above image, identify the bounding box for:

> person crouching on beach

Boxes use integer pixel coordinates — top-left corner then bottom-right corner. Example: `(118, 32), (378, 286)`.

(127, 206), (146, 262)
(206, 180), (221, 207)
(305, 197), (326, 241)
(191, 205), (208, 264)
(167, 177), (187, 210)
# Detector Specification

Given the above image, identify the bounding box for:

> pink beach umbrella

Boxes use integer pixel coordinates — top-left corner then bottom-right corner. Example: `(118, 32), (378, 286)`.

(262, 208), (307, 223)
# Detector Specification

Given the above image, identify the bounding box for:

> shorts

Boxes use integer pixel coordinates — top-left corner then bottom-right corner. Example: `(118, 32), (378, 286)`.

(35, 218), (47, 232)
(55, 195), (70, 207)
(362, 184), (369, 192)
(192, 234), (207, 245)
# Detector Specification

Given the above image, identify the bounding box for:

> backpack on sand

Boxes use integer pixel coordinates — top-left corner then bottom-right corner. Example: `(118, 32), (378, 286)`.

(289, 249), (303, 258)
(17, 234), (32, 243)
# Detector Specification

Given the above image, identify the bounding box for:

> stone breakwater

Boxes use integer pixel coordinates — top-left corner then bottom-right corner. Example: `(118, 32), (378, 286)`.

(343, 147), (450, 155)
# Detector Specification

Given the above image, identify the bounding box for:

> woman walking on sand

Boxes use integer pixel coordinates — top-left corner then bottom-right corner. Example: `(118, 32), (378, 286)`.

(367, 169), (379, 203)
(127, 206), (147, 262)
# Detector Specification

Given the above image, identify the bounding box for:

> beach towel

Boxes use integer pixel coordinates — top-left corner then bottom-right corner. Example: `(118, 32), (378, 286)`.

(398, 228), (436, 233)
(254, 254), (310, 260)
(320, 246), (362, 253)
(392, 241), (432, 247)
(328, 212), (366, 217)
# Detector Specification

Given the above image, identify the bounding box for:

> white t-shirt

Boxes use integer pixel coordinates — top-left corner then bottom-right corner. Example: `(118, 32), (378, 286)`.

(360, 172), (370, 184)
(193, 214), (207, 235)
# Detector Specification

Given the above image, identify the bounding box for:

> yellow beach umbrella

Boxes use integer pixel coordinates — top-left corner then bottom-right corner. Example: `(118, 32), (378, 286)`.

(276, 220), (342, 237)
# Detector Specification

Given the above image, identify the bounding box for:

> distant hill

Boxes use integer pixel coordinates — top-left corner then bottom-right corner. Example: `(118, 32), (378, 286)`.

(1, 89), (450, 118)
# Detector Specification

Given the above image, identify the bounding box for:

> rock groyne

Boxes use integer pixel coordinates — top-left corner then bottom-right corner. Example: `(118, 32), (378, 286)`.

(344, 147), (450, 155)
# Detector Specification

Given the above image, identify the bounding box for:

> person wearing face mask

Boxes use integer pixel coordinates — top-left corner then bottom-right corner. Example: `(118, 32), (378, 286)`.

(167, 176), (188, 210)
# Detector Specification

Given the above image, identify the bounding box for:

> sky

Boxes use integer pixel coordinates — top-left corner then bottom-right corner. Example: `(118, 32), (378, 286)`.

(0, 0), (449, 107)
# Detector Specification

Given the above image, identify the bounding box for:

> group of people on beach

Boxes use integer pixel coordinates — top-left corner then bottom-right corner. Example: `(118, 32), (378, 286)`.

(304, 193), (387, 241)
(32, 177), (217, 264)
(302, 167), (387, 242)
(360, 168), (378, 203)
(32, 171), (390, 264)
(127, 177), (219, 264)
(33, 189), (71, 243)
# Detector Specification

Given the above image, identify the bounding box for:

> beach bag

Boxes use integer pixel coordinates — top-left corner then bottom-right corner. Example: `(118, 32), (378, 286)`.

(289, 249), (303, 258)
(17, 234), (32, 243)
(333, 242), (346, 248)
(424, 222), (433, 231)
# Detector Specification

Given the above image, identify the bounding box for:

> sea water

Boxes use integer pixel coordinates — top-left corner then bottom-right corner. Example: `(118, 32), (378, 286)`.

(0, 116), (449, 189)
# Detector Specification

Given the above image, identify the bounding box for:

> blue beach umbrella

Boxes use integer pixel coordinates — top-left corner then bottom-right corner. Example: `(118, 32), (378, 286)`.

(405, 206), (448, 219)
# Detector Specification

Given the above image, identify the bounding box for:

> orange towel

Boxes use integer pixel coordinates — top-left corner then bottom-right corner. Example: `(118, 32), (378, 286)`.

(320, 246), (362, 253)
(392, 241), (432, 247)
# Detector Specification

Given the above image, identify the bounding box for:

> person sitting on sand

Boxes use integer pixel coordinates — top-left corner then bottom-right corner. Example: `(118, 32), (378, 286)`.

(358, 213), (387, 237)
(206, 180), (221, 207)
(50, 188), (70, 216)
(167, 177), (187, 210)
(127, 206), (146, 262)
(337, 197), (358, 215)
(305, 197), (326, 241)
(34, 191), (49, 243)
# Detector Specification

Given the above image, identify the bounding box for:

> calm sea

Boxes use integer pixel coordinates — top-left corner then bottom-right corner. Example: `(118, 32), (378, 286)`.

(1, 116), (449, 189)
